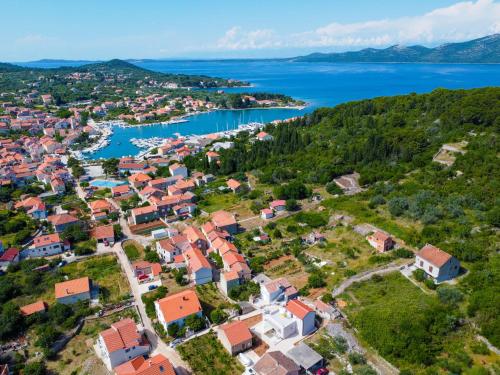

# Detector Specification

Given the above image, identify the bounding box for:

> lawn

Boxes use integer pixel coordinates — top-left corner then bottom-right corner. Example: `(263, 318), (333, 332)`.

(340, 272), (497, 374)
(122, 239), (144, 261)
(45, 307), (139, 375)
(197, 192), (240, 213)
(178, 331), (244, 375)
(62, 254), (131, 304)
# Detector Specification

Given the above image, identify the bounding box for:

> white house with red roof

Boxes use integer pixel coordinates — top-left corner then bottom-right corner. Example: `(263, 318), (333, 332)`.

(0, 248), (20, 270)
(270, 199), (286, 212)
(156, 239), (180, 263)
(256, 131), (273, 141)
(217, 320), (253, 355)
(114, 354), (175, 375)
(261, 208), (274, 220)
(97, 318), (150, 370)
(155, 290), (203, 332)
(184, 247), (212, 285)
(26, 233), (70, 257)
(286, 299), (316, 336)
(168, 163), (188, 178)
(415, 244), (460, 282)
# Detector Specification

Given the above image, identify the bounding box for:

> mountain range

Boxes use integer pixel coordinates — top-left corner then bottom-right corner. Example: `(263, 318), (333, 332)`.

(293, 34), (500, 63)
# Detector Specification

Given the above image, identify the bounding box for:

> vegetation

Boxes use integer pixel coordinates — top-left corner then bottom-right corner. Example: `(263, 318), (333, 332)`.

(178, 331), (244, 375)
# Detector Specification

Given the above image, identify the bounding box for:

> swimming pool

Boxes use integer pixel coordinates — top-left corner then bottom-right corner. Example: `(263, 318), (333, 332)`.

(90, 179), (128, 188)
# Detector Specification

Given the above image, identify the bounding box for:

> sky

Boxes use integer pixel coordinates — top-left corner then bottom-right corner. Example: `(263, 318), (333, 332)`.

(1, 0), (499, 61)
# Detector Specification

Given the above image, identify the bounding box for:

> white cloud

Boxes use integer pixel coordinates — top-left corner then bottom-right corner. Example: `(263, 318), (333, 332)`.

(216, 26), (282, 50)
(214, 0), (500, 51)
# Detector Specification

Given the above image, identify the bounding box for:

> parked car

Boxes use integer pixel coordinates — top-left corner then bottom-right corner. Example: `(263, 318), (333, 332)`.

(148, 284), (158, 291)
(57, 260), (67, 267)
(169, 338), (182, 348)
(316, 368), (329, 375)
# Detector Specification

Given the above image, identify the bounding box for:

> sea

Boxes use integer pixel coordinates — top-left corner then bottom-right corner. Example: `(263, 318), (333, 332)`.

(23, 60), (500, 159)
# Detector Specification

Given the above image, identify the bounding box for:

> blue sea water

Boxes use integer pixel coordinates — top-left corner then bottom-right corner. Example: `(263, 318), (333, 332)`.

(26, 60), (500, 159)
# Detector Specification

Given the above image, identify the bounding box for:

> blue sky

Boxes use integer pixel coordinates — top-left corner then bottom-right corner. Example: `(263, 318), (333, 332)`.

(1, 0), (499, 61)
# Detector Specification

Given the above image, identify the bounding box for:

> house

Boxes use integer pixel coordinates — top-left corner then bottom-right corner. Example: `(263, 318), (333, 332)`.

(20, 301), (47, 316)
(114, 354), (175, 375)
(130, 205), (158, 225)
(218, 320), (253, 355)
(89, 199), (115, 221)
(91, 225), (115, 245)
(48, 213), (79, 232)
(261, 208), (274, 220)
(15, 196), (47, 219)
(97, 318), (150, 370)
(261, 277), (298, 304)
(367, 231), (394, 252)
(211, 210), (238, 235)
(128, 173), (151, 189)
(173, 202), (197, 217)
(226, 178), (242, 193)
(169, 163), (188, 178)
(415, 244), (460, 282)
(220, 270), (241, 295)
(156, 239), (180, 263)
(111, 184), (133, 198)
(0, 248), (20, 270)
(270, 200), (286, 212)
(286, 299), (316, 336)
(184, 247), (212, 285)
(264, 306), (298, 339)
(132, 260), (162, 282)
(183, 226), (208, 250)
(256, 131), (273, 142)
(303, 231), (326, 245)
(254, 351), (300, 375)
(27, 233), (70, 257)
(206, 151), (220, 163)
(286, 343), (324, 374)
(155, 290), (203, 332)
(55, 277), (92, 304)
(51, 177), (66, 193)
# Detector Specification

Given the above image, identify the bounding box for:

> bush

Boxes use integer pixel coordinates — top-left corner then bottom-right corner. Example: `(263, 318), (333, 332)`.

(388, 197), (409, 216)
(413, 268), (426, 282)
(285, 198), (299, 211)
(321, 293), (333, 303)
(185, 314), (205, 332)
(348, 352), (366, 365)
(368, 194), (386, 208)
(437, 286), (463, 305)
(23, 361), (47, 375)
(326, 182), (343, 195)
(229, 282), (260, 301)
(210, 309), (228, 324)
(393, 248), (414, 258)
(308, 272), (326, 288)
(424, 278), (437, 290)
(469, 340), (490, 355)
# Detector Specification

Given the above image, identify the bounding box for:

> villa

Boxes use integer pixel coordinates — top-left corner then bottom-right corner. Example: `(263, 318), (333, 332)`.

(155, 290), (203, 332)
(415, 244), (460, 282)
(26, 233), (70, 257)
(55, 277), (92, 305)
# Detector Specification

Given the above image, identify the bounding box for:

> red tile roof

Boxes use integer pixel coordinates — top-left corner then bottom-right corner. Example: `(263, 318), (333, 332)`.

(0, 248), (19, 262)
(20, 300), (46, 316)
(286, 299), (314, 320)
(220, 320), (252, 346)
(114, 354), (175, 375)
(55, 277), (90, 299)
(33, 233), (62, 247)
(156, 290), (202, 323)
(100, 318), (142, 354)
(417, 244), (452, 267)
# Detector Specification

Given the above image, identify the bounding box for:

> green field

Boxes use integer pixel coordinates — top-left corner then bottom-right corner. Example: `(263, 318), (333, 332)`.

(178, 332), (244, 375)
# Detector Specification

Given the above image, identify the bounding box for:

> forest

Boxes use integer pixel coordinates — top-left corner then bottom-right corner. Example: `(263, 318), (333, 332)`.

(184, 87), (500, 348)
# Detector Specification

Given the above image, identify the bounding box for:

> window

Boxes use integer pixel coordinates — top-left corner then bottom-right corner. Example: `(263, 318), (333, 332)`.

(419, 261), (423, 267)
(429, 266), (433, 273)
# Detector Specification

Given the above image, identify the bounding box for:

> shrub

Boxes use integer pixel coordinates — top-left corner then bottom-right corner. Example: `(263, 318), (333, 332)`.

(326, 182), (343, 195)
(437, 286), (463, 305)
(308, 272), (326, 288)
(321, 293), (333, 303)
(185, 314), (205, 332)
(393, 248), (414, 258)
(424, 278), (437, 290)
(388, 197), (409, 216)
(413, 269), (426, 282)
(348, 352), (366, 365)
(285, 198), (299, 211)
(210, 309), (228, 324)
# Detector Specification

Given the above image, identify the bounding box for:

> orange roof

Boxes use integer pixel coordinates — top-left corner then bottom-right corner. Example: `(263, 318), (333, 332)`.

(131, 205), (157, 216)
(417, 244), (452, 267)
(128, 173), (152, 183)
(20, 300), (46, 316)
(286, 299), (314, 320)
(371, 231), (391, 242)
(33, 233), (61, 247)
(220, 320), (252, 346)
(156, 290), (202, 323)
(157, 239), (175, 253)
(48, 213), (78, 226)
(257, 131), (269, 138)
(132, 260), (162, 276)
(91, 224), (114, 240)
(114, 354), (175, 375)
(227, 178), (241, 190)
(112, 184), (131, 194)
(212, 210), (236, 228)
(100, 318), (142, 354)
(222, 270), (240, 281)
(184, 247), (211, 272)
(55, 277), (90, 299)
(183, 226), (206, 244)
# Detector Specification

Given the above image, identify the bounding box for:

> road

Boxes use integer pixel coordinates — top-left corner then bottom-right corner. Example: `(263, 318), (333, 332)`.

(332, 262), (410, 297)
(75, 184), (191, 373)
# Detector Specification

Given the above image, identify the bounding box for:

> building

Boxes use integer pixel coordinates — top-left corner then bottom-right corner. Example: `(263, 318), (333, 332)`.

(27, 233), (70, 257)
(20, 300), (47, 316)
(218, 320), (253, 355)
(128, 173), (152, 189)
(286, 343), (324, 374)
(367, 231), (394, 252)
(270, 200), (286, 212)
(97, 318), (149, 370)
(55, 277), (91, 304)
(156, 239), (180, 263)
(261, 208), (274, 220)
(220, 270), (241, 296)
(261, 278), (298, 304)
(91, 225), (115, 245)
(0, 248), (20, 270)
(155, 290), (203, 332)
(415, 244), (460, 282)
(114, 354), (175, 375)
(132, 260), (162, 282)
(206, 151), (220, 163)
(211, 210), (238, 235)
(264, 306), (298, 339)
(256, 131), (274, 142)
(169, 163), (188, 178)
(254, 351), (300, 375)
(286, 299), (316, 336)
(111, 184), (133, 198)
(184, 247), (212, 285)
(89, 199), (115, 221)
(130, 205), (158, 225)
(48, 213), (79, 232)
(226, 178), (242, 193)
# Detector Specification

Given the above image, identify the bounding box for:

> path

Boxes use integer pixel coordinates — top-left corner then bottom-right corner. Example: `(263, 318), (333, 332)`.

(332, 262), (410, 297)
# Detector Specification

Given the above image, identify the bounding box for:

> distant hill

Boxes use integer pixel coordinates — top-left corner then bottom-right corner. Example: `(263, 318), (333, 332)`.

(293, 34), (500, 63)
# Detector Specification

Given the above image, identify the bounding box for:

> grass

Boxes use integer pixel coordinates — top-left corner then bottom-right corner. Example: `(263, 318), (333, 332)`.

(178, 331), (244, 375)
(62, 254), (131, 304)
(195, 282), (232, 316)
(340, 272), (498, 374)
(198, 192), (240, 213)
(122, 239), (144, 261)
(45, 307), (138, 375)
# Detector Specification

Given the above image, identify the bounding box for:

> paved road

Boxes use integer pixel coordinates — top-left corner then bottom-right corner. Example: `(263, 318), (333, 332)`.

(332, 262), (411, 297)
(75, 184), (191, 373)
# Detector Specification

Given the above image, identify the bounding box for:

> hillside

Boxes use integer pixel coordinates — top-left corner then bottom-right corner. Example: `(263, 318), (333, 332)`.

(294, 34), (500, 63)
(185, 87), (500, 354)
